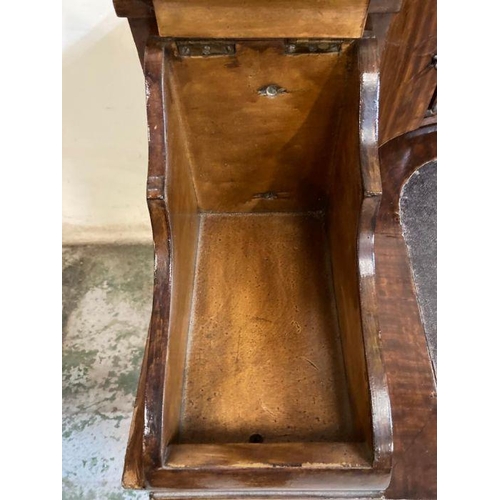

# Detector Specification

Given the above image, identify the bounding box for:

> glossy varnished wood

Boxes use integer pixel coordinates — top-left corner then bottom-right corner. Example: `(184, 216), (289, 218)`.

(122, 328), (149, 488)
(128, 17), (158, 69)
(152, 0), (370, 39)
(376, 125), (437, 499)
(378, 0), (437, 144)
(327, 38), (391, 476)
(113, 0), (439, 494)
(139, 122), (438, 500)
(378, 125), (438, 231)
(121, 37), (393, 497)
(141, 41), (171, 473)
(113, 0), (158, 69)
(113, 0), (154, 18)
(116, 0), (437, 145)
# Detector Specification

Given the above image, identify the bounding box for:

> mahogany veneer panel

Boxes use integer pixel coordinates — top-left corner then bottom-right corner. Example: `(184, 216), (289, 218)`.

(376, 126), (437, 499)
(379, 0), (437, 144)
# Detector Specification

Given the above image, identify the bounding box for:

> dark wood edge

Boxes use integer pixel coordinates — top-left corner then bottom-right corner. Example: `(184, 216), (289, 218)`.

(122, 40), (170, 486)
(128, 17), (160, 71)
(420, 114), (437, 128)
(113, 0), (154, 18)
(148, 466), (391, 493)
(356, 37), (392, 478)
(378, 124), (437, 231)
(142, 40), (172, 472)
(122, 330), (149, 488)
(394, 124), (437, 188)
(368, 0), (403, 13)
(376, 124), (437, 498)
(114, 0), (402, 18)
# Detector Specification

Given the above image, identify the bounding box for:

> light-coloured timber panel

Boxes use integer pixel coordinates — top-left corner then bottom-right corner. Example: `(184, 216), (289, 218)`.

(161, 56), (201, 445)
(327, 42), (372, 446)
(153, 0), (369, 39)
(165, 442), (371, 468)
(178, 213), (356, 444)
(166, 41), (353, 212)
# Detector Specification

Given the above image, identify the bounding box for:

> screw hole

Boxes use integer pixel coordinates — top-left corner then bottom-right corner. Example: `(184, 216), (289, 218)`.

(249, 433), (264, 443)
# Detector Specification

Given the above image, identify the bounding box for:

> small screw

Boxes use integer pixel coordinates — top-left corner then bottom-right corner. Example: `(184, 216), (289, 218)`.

(266, 85), (278, 97)
(308, 45), (318, 52)
(202, 45), (211, 55)
(287, 43), (296, 53)
(258, 84), (286, 98)
(180, 46), (190, 56)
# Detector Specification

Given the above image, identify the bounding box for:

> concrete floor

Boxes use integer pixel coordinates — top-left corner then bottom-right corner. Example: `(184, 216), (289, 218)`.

(62, 245), (152, 500)
(62, 163), (437, 498)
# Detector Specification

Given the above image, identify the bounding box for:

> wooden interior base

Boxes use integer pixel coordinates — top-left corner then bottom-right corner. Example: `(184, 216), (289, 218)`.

(179, 213), (355, 445)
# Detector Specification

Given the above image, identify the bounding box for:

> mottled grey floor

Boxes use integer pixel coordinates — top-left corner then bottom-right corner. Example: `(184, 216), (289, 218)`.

(63, 245), (152, 500)
(400, 161), (437, 374)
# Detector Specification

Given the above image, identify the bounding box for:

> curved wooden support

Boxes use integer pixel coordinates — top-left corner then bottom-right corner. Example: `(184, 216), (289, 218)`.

(122, 41), (171, 488)
(378, 124), (438, 231)
(376, 125), (437, 499)
(143, 40), (171, 472)
(357, 38), (392, 475)
(327, 37), (392, 490)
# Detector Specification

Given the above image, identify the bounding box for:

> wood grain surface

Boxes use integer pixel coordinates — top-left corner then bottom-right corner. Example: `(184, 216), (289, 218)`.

(119, 0), (437, 144)
(132, 122), (438, 497)
(165, 40), (353, 213)
(113, 0), (154, 18)
(165, 442), (371, 468)
(141, 40), (172, 473)
(122, 37), (394, 497)
(161, 43), (201, 448)
(376, 125), (437, 499)
(327, 39), (392, 476)
(127, 17), (158, 69)
(379, 0), (437, 144)
(178, 213), (355, 445)
(152, 0), (369, 39)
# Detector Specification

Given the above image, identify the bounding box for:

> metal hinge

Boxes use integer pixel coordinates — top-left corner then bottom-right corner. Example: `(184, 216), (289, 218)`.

(175, 39), (344, 57)
(176, 40), (236, 57)
(284, 39), (344, 55)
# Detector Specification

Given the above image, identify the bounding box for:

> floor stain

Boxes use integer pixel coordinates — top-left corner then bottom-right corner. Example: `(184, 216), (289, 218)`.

(62, 245), (152, 499)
